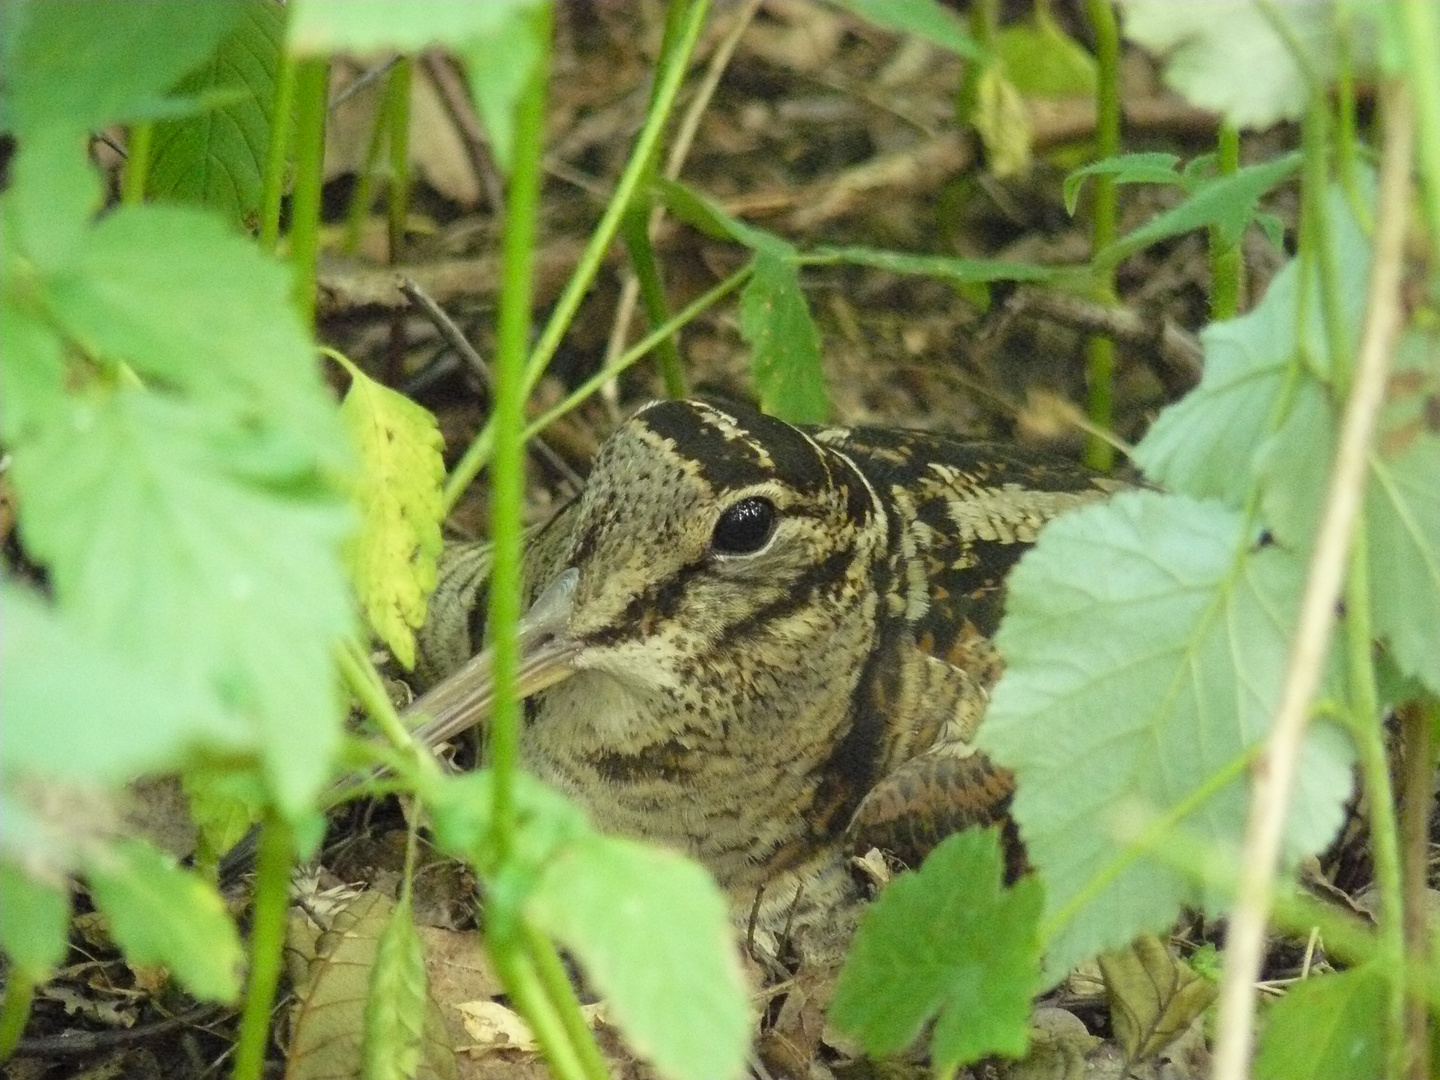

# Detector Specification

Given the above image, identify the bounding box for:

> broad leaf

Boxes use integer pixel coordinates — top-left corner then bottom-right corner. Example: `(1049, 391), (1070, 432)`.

(978, 492), (1354, 978)
(739, 249), (828, 424)
(457, 5), (548, 176)
(83, 837), (243, 1002)
(1254, 965), (1387, 1080)
(1098, 934), (1216, 1062)
(0, 861), (71, 977)
(527, 833), (751, 1080)
(831, 828), (1041, 1074)
(288, 0), (542, 54)
(338, 358), (445, 670)
(833, 0), (985, 61)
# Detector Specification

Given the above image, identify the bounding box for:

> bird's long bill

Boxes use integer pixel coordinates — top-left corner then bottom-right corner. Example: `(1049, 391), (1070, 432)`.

(402, 568), (582, 752)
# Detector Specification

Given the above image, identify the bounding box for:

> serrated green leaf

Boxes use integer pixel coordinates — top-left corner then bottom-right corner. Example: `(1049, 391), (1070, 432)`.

(1118, 1), (1377, 130)
(978, 492), (1354, 979)
(363, 901), (430, 1080)
(739, 250), (828, 425)
(10, 389), (353, 816)
(1, 579), (236, 782)
(1253, 965), (1387, 1080)
(37, 204), (350, 473)
(1135, 183), (1369, 502)
(1098, 152), (1302, 269)
(0, 861), (71, 977)
(84, 836), (243, 1002)
(527, 833), (751, 1080)
(832, 0), (985, 61)
(147, 0), (282, 227)
(339, 360), (445, 670)
(0, 0), (243, 135)
(1063, 153), (1184, 215)
(831, 828), (1041, 1073)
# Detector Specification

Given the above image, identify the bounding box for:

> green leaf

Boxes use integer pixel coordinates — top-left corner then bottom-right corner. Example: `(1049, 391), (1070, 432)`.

(83, 836), (243, 1002)
(10, 389), (354, 816)
(37, 204), (350, 472)
(147, 0), (283, 228)
(977, 492), (1354, 979)
(654, 178), (780, 252)
(807, 245), (1064, 286)
(457, 4), (548, 177)
(1, 579), (236, 782)
(0, 130), (103, 273)
(832, 0), (986, 61)
(363, 900), (430, 1080)
(1118, 1), (1378, 130)
(1253, 965), (1387, 1080)
(830, 828), (1042, 1073)
(1097, 152), (1302, 269)
(998, 6), (1096, 99)
(0, 290), (69, 446)
(1063, 152), (1184, 215)
(0, 0), (244, 136)
(1135, 182), (1369, 503)
(338, 359), (445, 670)
(739, 250), (828, 425)
(0, 861), (71, 977)
(288, 0), (542, 54)
(527, 833), (751, 1080)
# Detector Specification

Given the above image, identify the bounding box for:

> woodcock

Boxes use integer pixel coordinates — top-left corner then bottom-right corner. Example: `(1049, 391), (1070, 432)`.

(406, 397), (1121, 938)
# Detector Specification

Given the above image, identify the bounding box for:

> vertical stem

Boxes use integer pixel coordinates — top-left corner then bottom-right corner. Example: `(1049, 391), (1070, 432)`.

(229, 814), (294, 1080)
(259, 48), (296, 253)
(120, 122), (153, 205)
(620, 209), (687, 397)
(288, 58), (330, 326)
(1397, 0), (1440, 261)
(1209, 124), (1244, 321)
(522, 924), (612, 1080)
(0, 969), (34, 1061)
(487, 4), (552, 863)
(341, 84), (390, 256)
(488, 939), (589, 1080)
(1399, 698), (1438, 1080)
(1083, 0), (1120, 472)
(386, 56), (414, 262)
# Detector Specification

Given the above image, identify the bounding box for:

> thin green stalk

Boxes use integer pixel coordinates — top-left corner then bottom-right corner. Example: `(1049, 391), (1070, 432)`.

(288, 58), (330, 326)
(1083, 0), (1120, 472)
(1344, 526), (1407, 1080)
(489, 938), (589, 1080)
(0, 969), (34, 1061)
(523, 924), (612, 1080)
(443, 0), (712, 511)
(259, 47), (296, 252)
(1332, 6), (1368, 229)
(1210, 124), (1243, 321)
(619, 209), (687, 397)
(120, 122), (153, 205)
(1400, 699), (1439, 1080)
(230, 814), (293, 1080)
(1398, 0), (1440, 266)
(341, 85), (390, 257)
(1300, 93), (1347, 384)
(487, 0), (552, 870)
(385, 56), (414, 261)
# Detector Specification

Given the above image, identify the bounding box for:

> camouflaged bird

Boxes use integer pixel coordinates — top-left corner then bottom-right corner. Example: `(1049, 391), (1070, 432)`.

(407, 398), (1120, 938)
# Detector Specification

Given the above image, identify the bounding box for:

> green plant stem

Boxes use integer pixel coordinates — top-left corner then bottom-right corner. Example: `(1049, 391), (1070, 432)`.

(259, 48), (296, 252)
(1300, 92), (1346, 384)
(1398, 0), (1440, 266)
(523, 924), (612, 1080)
(619, 209), (687, 397)
(341, 80), (389, 257)
(489, 936), (589, 1080)
(487, 0), (552, 873)
(385, 56), (413, 261)
(288, 57), (330, 326)
(120, 122), (153, 205)
(230, 814), (293, 1080)
(1342, 525), (1406, 1080)
(443, 0), (711, 511)
(1399, 698), (1439, 1080)
(1209, 124), (1243, 321)
(1083, 0), (1120, 472)
(0, 969), (34, 1062)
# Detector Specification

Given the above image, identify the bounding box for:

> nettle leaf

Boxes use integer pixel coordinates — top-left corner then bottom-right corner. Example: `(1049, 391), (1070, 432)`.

(338, 358), (445, 670)
(527, 833), (751, 1080)
(739, 248), (828, 425)
(83, 836), (243, 1003)
(147, 0), (283, 227)
(1118, 1), (1377, 130)
(363, 900), (431, 1080)
(1254, 964), (1386, 1080)
(977, 492), (1354, 978)
(10, 390), (354, 816)
(0, 860), (71, 977)
(1064, 153), (1183, 215)
(0, 0), (243, 136)
(830, 828), (1042, 1074)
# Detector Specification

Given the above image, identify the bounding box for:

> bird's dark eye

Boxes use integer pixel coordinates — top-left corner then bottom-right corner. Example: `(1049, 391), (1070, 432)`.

(711, 497), (777, 554)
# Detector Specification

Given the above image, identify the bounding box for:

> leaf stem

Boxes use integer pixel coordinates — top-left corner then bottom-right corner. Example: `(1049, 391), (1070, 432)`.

(489, 937), (590, 1080)
(288, 57), (330, 326)
(259, 46), (296, 253)
(229, 813), (293, 1080)
(1082, 0), (1120, 472)
(523, 922), (612, 1080)
(1209, 124), (1243, 321)
(442, 0), (712, 511)
(120, 123), (153, 205)
(1209, 79), (1414, 1080)
(385, 56), (413, 262)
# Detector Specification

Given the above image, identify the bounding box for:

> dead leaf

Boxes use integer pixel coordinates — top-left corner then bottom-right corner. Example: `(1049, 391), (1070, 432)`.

(1098, 934), (1216, 1064)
